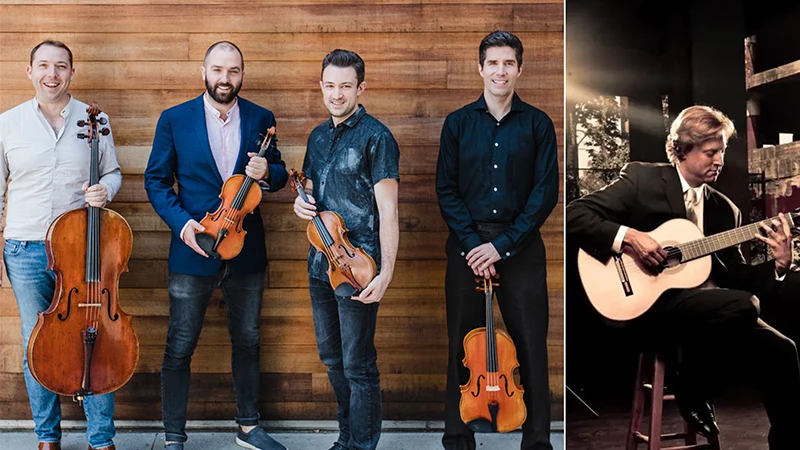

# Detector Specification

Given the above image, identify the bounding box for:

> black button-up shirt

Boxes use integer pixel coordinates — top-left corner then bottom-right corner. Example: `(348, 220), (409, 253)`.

(435, 93), (559, 259)
(303, 105), (400, 282)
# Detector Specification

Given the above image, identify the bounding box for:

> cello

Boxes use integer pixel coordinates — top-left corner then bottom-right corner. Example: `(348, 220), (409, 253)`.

(289, 169), (376, 297)
(196, 126), (276, 260)
(27, 107), (139, 402)
(459, 275), (526, 433)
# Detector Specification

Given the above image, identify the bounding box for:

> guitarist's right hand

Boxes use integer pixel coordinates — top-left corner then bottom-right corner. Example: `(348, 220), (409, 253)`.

(623, 228), (667, 269)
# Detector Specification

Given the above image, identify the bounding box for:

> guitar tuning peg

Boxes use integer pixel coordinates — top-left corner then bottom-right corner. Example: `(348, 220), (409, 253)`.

(77, 133), (88, 139)
(77, 120), (87, 127)
(100, 128), (110, 136)
(97, 117), (107, 125)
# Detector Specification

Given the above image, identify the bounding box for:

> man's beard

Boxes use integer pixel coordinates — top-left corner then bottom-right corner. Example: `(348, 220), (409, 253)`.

(205, 78), (242, 104)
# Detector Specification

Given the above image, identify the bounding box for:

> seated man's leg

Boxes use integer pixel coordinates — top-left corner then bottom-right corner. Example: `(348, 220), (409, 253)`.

(740, 318), (800, 450)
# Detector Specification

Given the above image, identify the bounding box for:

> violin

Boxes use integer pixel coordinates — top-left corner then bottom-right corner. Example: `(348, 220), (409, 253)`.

(27, 104), (139, 402)
(290, 169), (376, 297)
(196, 127), (276, 259)
(459, 275), (526, 433)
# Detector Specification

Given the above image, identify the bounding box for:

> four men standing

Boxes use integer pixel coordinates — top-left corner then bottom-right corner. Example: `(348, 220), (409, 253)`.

(4, 31), (556, 450)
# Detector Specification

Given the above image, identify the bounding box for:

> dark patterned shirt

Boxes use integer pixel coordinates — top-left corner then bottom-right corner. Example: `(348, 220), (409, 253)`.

(303, 105), (400, 282)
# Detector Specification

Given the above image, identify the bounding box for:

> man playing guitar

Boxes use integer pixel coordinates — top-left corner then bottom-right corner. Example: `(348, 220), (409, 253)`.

(566, 105), (800, 450)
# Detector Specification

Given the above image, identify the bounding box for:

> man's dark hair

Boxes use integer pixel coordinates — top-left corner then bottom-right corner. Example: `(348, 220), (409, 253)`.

(479, 30), (523, 67)
(30, 40), (73, 67)
(321, 49), (365, 85)
(204, 41), (244, 70)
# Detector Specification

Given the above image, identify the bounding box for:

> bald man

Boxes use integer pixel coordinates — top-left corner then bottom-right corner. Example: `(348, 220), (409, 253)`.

(144, 41), (288, 450)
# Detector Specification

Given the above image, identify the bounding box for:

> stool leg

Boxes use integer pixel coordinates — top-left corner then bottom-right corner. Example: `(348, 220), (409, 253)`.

(627, 353), (648, 450)
(684, 421), (697, 445)
(649, 355), (666, 450)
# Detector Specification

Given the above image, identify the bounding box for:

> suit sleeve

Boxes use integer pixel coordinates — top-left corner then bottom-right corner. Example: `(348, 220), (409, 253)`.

(565, 162), (640, 261)
(144, 111), (194, 236)
(263, 112), (288, 192)
(717, 207), (783, 295)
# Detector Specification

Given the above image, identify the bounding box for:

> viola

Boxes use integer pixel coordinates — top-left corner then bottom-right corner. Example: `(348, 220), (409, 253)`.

(290, 169), (376, 297)
(196, 127), (276, 260)
(27, 105), (139, 401)
(459, 275), (526, 433)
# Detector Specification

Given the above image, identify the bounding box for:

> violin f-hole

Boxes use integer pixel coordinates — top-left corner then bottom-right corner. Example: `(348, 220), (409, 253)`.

(339, 244), (356, 258)
(58, 288), (79, 321)
(471, 374), (485, 397)
(500, 374), (515, 397)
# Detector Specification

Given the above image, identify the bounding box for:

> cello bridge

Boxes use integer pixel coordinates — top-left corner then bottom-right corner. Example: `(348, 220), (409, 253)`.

(78, 303), (101, 308)
(486, 385), (500, 392)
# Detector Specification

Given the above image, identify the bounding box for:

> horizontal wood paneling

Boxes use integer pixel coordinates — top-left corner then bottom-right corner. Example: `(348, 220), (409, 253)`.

(0, 1), (564, 425)
(0, 4), (563, 33)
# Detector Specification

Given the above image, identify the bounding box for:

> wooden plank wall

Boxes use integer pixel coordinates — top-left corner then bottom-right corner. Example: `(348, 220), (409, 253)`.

(0, 1), (564, 423)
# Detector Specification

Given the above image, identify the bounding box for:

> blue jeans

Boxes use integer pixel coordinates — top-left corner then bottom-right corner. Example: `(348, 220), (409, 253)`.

(5, 240), (115, 448)
(309, 277), (382, 450)
(161, 265), (264, 443)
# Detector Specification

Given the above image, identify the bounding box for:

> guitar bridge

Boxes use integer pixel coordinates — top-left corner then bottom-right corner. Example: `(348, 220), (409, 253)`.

(613, 254), (634, 296)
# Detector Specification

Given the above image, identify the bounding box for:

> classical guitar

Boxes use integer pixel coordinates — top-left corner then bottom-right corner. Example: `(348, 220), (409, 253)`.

(577, 211), (800, 321)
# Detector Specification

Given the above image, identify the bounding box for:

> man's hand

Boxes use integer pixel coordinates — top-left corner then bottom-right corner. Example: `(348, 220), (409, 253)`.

(294, 193), (317, 220)
(622, 228), (667, 268)
(352, 272), (392, 304)
(466, 243), (501, 276)
(755, 213), (793, 276)
(83, 182), (108, 207)
(245, 153), (269, 181)
(181, 219), (209, 257)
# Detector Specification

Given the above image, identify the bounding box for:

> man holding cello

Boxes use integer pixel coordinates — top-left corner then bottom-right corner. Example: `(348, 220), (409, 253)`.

(435, 30), (560, 450)
(0, 40), (121, 450)
(293, 49), (400, 450)
(144, 41), (288, 450)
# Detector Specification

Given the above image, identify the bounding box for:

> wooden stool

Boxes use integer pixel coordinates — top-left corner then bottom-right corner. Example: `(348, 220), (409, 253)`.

(626, 352), (721, 450)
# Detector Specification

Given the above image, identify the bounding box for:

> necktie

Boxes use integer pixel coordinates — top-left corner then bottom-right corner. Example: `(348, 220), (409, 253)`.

(684, 188), (699, 226)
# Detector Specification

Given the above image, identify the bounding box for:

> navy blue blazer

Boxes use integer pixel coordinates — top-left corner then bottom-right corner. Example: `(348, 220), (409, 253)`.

(144, 94), (288, 276)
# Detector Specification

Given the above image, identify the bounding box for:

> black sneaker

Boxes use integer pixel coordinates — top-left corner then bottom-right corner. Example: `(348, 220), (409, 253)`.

(235, 427), (287, 450)
(327, 443), (348, 450)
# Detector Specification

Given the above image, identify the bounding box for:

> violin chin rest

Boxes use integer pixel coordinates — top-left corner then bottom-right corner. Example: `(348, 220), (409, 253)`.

(195, 233), (221, 260)
(466, 418), (494, 433)
(334, 282), (358, 298)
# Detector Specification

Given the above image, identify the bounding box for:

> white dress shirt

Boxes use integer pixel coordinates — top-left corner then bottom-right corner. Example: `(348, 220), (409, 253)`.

(0, 96), (122, 241)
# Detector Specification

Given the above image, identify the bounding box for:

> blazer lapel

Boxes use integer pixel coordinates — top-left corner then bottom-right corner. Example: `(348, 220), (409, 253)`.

(191, 95), (224, 185)
(233, 99), (253, 175)
(662, 166), (686, 220)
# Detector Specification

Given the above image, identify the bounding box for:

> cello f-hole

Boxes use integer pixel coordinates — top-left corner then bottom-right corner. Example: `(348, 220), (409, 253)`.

(58, 287), (79, 321)
(102, 288), (118, 321)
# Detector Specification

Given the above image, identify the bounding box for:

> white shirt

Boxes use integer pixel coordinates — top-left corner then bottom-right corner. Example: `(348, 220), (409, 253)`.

(0, 96), (122, 241)
(203, 93), (241, 182)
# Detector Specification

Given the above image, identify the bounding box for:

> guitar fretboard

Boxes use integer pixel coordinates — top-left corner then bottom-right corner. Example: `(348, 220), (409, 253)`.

(679, 213), (799, 262)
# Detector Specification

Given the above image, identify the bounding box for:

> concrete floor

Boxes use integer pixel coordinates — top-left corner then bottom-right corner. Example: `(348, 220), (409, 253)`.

(1, 421), (565, 449)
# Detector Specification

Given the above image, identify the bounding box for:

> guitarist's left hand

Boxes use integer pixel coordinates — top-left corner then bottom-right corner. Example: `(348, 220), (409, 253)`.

(755, 213), (793, 276)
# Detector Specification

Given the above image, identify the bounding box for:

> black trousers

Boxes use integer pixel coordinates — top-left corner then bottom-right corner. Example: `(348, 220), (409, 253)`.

(442, 231), (552, 450)
(630, 286), (800, 450)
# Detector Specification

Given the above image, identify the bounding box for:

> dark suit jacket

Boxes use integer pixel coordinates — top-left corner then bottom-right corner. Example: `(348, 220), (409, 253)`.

(144, 95), (288, 276)
(566, 161), (787, 296)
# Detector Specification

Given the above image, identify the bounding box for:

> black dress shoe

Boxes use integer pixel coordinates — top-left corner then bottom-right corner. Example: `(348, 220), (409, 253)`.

(677, 397), (719, 437)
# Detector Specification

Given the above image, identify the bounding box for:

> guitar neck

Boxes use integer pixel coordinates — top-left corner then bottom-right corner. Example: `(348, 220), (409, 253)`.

(679, 213), (798, 262)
